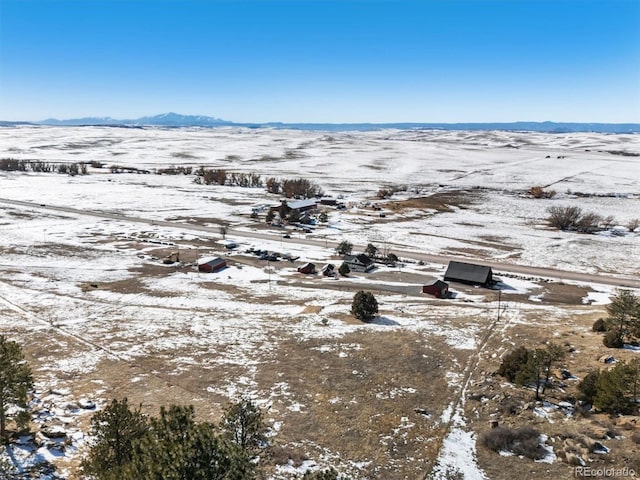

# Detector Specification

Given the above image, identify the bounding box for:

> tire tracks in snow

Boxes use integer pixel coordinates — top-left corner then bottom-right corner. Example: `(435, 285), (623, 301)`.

(427, 304), (517, 479)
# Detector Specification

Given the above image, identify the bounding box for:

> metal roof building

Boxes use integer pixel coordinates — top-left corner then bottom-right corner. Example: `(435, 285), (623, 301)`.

(443, 261), (493, 286)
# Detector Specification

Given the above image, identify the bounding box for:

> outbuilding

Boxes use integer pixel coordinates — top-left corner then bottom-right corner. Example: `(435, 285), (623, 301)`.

(422, 279), (449, 298)
(297, 262), (316, 274)
(444, 261), (493, 286)
(197, 257), (227, 273)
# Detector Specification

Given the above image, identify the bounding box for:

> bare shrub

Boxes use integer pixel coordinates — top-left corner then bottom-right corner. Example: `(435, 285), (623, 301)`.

(592, 318), (607, 332)
(547, 206), (583, 230)
(269, 445), (309, 467)
(377, 184), (407, 199)
(603, 331), (624, 348)
(529, 186), (556, 198)
(482, 427), (514, 452)
(481, 426), (545, 460)
(281, 177), (323, 198)
(575, 212), (603, 233)
(628, 218), (640, 232)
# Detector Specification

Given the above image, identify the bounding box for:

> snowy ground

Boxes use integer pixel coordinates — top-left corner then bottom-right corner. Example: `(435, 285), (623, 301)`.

(0, 126), (638, 478)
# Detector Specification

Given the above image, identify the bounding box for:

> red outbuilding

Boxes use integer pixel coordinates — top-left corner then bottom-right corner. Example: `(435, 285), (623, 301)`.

(197, 257), (227, 273)
(422, 279), (449, 298)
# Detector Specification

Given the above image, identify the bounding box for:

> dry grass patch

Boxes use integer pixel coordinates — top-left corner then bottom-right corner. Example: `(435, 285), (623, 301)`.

(257, 330), (461, 478)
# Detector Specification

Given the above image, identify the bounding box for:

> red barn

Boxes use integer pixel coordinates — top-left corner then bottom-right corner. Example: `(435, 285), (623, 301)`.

(422, 279), (449, 298)
(197, 257), (227, 273)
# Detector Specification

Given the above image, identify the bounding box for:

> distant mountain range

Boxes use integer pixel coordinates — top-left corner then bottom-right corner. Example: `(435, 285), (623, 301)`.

(1, 113), (638, 133)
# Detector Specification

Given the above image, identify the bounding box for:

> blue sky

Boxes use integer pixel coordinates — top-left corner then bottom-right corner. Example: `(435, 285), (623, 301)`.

(1, 0), (639, 122)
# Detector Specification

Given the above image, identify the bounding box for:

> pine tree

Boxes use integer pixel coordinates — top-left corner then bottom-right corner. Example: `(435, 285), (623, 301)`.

(338, 262), (350, 277)
(0, 335), (33, 437)
(351, 291), (378, 321)
(336, 240), (353, 256)
(594, 363), (633, 414)
(606, 289), (640, 341)
(221, 397), (266, 454)
(81, 398), (148, 479)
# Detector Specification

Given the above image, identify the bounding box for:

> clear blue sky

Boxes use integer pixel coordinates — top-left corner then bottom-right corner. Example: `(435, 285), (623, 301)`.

(1, 0), (639, 123)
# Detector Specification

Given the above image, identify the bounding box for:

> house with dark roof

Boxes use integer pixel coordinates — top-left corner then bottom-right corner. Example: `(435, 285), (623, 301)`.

(343, 254), (375, 273)
(422, 279), (449, 298)
(444, 261), (493, 286)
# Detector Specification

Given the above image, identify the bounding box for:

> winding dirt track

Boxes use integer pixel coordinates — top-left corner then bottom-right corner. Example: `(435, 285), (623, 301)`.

(1, 197), (639, 289)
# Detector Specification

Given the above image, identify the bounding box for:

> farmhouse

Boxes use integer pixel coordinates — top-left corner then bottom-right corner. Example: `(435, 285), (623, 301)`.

(287, 199), (317, 213)
(422, 279), (449, 298)
(197, 257), (227, 273)
(444, 261), (493, 286)
(343, 254), (375, 273)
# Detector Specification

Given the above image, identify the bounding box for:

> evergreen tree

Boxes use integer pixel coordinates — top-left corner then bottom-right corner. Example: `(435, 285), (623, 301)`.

(0, 335), (33, 438)
(578, 370), (601, 405)
(221, 397), (267, 454)
(594, 363), (634, 414)
(335, 241), (353, 256)
(126, 405), (251, 480)
(606, 289), (640, 341)
(365, 243), (378, 258)
(497, 346), (530, 383)
(265, 209), (275, 223)
(338, 262), (350, 277)
(351, 291), (378, 321)
(81, 398), (148, 479)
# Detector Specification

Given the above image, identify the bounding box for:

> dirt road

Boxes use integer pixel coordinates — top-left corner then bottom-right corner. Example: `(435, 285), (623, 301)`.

(2, 197), (638, 289)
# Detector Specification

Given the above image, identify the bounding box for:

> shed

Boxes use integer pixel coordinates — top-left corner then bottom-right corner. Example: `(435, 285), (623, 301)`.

(197, 257), (227, 273)
(444, 261), (493, 286)
(422, 279), (449, 298)
(297, 262), (316, 274)
(321, 264), (335, 276)
(343, 254), (375, 273)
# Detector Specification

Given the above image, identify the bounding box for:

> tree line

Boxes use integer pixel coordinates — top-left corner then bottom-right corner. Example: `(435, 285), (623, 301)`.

(0, 158), (88, 175)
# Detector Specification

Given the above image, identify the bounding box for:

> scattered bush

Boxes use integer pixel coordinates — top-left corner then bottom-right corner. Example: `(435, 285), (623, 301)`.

(529, 186), (556, 198)
(498, 346), (530, 383)
(281, 177), (323, 198)
(547, 206), (583, 230)
(603, 331), (624, 348)
(481, 426), (545, 460)
(631, 431), (640, 445)
(302, 468), (342, 480)
(627, 218), (640, 232)
(376, 184), (407, 199)
(577, 370), (600, 404)
(156, 166), (193, 175)
(335, 240), (353, 256)
(546, 205), (616, 233)
(592, 318), (608, 332)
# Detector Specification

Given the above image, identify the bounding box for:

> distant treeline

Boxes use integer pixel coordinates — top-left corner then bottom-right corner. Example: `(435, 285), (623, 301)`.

(0, 158), (88, 175)
(193, 167), (323, 198)
(2, 158), (324, 199)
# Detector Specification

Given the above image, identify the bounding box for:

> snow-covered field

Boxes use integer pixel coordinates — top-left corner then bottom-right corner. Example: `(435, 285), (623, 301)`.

(0, 126), (638, 478)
